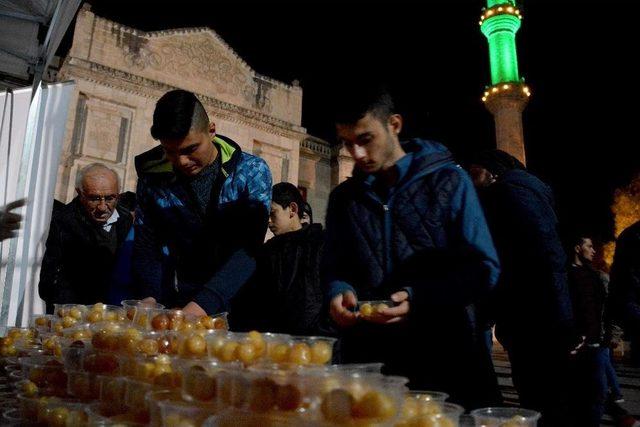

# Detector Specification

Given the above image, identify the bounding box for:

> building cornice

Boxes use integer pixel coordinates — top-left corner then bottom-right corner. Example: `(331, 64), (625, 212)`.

(59, 57), (307, 140)
(92, 13), (300, 93)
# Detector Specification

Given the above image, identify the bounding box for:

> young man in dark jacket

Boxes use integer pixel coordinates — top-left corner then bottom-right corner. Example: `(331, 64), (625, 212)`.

(324, 85), (501, 410)
(469, 150), (576, 426)
(568, 235), (611, 426)
(39, 163), (133, 312)
(133, 90), (272, 316)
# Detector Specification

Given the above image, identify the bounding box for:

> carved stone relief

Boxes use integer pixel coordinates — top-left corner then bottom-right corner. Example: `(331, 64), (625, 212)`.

(121, 33), (272, 113)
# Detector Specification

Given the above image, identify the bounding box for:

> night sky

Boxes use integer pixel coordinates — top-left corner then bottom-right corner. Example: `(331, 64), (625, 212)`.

(72, 0), (640, 244)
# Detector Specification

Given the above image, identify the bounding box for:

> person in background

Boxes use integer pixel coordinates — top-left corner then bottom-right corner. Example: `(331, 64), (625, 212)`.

(609, 220), (640, 365)
(301, 201), (313, 225)
(39, 163), (133, 312)
(235, 182), (329, 336)
(567, 235), (610, 426)
(469, 150), (576, 426)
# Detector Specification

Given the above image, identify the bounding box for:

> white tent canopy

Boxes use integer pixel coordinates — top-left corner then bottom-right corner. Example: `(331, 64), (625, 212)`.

(0, 0), (81, 90)
(0, 82), (75, 331)
(1, 0), (81, 330)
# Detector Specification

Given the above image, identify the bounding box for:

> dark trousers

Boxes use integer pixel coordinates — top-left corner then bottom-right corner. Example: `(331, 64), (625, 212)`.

(631, 334), (640, 366)
(604, 348), (622, 398)
(340, 322), (503, 411)
(570, 346), (608, 427)
(506, 342), (575, 427)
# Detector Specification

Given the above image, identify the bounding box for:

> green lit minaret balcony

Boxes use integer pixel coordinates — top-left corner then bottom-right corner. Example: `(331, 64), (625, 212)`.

(482, 83), (531, 104)
(480, 2), (522, 85)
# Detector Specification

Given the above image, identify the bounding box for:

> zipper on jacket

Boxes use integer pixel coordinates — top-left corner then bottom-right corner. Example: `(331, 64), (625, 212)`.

(383, 203), (392, 276)
(363, 155), (454, 281)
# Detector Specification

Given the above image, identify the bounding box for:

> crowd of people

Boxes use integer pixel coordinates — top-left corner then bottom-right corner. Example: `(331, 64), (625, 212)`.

(25, 86), (640, 426)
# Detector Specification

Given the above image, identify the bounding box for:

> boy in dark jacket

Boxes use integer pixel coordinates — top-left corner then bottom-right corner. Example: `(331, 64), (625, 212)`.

(324, 84), (501, 409)
(247, 182), (327, 335)
(133, 90), (272, 316)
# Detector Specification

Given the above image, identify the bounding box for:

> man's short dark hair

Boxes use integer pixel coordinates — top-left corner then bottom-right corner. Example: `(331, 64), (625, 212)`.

(468, 149), (526, 177)
(332, 82), (395, 125)
(564, 233), (592, 257)
(570, 235), (591, 248)
(151, 90), (209, 140)
(272, 182), (305, 219)
(118, 191), (137, 212)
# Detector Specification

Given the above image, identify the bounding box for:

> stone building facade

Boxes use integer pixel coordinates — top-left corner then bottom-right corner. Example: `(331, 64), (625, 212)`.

(56, 5), (353, 225)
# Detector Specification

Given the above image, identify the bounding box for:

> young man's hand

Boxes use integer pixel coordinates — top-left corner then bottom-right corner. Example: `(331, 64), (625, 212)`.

(182, 301), (207, 317)
(330, 291), (358, 328)
(141, 297), (157, 304)
(369, 291), (410, 324)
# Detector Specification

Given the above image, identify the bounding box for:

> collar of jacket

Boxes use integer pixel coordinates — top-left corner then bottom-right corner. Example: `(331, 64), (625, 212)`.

(351, 138), (456, 191)
(267, 223), (324, 246)
(134, 134), (242, 183)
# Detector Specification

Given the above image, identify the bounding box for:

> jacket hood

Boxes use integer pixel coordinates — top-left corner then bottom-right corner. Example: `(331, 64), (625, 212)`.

(352, 138), (456, 184)
(402, 138), (456, 175)
(134, 134), (242, 179)
(498, 169), (555, 207)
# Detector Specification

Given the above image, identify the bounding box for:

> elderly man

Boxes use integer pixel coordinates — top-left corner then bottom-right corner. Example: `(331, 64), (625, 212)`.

(39, 163), (133, 312)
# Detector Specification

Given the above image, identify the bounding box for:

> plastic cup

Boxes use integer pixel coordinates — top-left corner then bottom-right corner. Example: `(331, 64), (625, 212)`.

(146, 389), (182, 427)
(157, 398), (216, 427)
(470, 407), (541, 427)
(401, 402), (465, 427)
(357, 300), (394, 320)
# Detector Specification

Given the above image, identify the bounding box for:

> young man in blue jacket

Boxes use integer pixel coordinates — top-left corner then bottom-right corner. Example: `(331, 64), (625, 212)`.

(324, 84), (502, 409)
(133, 90), (272, 316)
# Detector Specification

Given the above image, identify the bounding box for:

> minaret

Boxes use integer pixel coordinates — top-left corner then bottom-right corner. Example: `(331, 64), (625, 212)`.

(480, 0), (531, 164)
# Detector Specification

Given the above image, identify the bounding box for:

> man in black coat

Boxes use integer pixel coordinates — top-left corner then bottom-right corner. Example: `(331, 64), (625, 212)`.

(469, 150), (576, 426)
(609, 220), (640, 365)
(39, 163), (133, 313)
(568, 235), (610, 426)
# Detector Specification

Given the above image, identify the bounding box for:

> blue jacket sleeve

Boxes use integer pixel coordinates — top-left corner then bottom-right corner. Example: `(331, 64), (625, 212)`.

(450, 168), (501, 289)
(389, 167), (500, 309)
(132, 178), (164, 302)
(192, 157), (272, 314)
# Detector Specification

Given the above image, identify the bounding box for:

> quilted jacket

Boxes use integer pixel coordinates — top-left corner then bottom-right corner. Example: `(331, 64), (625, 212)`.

(132, 134), (272, 314)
